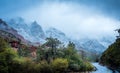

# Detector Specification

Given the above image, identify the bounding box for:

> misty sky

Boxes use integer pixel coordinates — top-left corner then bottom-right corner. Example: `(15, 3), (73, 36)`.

(0, 0), (120, 39)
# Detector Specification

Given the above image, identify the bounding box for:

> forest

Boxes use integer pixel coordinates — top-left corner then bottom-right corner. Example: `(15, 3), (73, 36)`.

(0, 37), (95, 73)
(100, 38), (120, 72)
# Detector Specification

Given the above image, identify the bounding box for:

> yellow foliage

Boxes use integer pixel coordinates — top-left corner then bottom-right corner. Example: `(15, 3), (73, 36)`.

(51, 58), (68, 71)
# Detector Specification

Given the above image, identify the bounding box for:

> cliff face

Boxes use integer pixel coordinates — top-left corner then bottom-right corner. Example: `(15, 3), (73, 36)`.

(100, 38), (120, 72)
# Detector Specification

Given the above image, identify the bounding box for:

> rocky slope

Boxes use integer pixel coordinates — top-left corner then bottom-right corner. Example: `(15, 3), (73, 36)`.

(0, 19), (28, 44)
(8, 17), (45, 43)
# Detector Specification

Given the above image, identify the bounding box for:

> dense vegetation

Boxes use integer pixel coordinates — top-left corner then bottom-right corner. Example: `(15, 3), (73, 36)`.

(0, 37), (17, 73)
(0, 37), (94, 73)
(100, 38), (120, 72)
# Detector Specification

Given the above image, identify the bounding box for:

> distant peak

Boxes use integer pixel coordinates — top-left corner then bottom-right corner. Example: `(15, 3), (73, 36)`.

(47, 27), (66, 36)
(0, 19), (8, 26)
(10, 17), (25, 24)
(48, 27), (62, 32)
(32, 21), (38, 24)
(31, 21), (41, 27)
(0, 19), (4, 23)
(12, 17), (24, 21)
(49, 27), (57, 30)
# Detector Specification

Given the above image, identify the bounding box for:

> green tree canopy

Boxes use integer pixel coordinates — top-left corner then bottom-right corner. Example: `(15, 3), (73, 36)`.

(0, 37), (17, 73)
(44, 37), (61, 49)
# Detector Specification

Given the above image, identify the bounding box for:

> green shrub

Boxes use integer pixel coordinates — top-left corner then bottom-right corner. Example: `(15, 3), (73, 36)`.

(69, 63), (80, 71)
(0, 37), (17, 73)
(51, 58), (68, 72)
(84, 62), (94, 71)
(39, 60), (52, 73)
(0, 37), (9, 52)
(10, 57), (38, 73)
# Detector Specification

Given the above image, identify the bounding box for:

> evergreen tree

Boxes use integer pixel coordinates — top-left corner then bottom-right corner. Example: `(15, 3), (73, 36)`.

(45, 37), (61, 59)
(45, 37), (61, 49)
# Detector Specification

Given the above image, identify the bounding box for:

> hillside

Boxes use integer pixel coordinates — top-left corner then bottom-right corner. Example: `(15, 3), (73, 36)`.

(0, 19), (28, 44)
(100, 38), (120, 72)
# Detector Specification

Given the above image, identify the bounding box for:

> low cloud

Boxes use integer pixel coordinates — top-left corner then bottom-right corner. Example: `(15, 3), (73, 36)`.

(20, 1), (120, 39)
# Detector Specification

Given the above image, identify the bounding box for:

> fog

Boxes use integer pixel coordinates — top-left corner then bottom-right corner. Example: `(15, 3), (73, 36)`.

(0, 0), (120, 39)
(20, 2), (120, 39)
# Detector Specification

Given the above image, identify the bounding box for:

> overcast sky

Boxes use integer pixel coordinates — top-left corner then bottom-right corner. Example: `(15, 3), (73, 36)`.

(0, 0), (120, 39)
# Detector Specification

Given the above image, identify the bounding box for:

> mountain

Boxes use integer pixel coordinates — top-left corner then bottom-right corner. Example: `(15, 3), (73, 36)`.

(0, 19), (17, 34)
(80, 39), (106, 53)
(45, 27), (115, 53)
(99, 36), (115, 48)
(29, 21), (45, 42)
(45, 27), (70, 44)
(7, 17), (45, 43)
(45, 27), (84, 50)
(7, 17), (31, 40)
(79, 36), (115, 53)
(0, 19), (27, 44)
(6, 17), (114, 53)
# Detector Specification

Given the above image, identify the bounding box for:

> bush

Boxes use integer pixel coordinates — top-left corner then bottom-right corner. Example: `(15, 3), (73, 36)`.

(0, 37), (8, 52)
(68, 59), (94, 72)
(39, 60), (52, 73)
(9, 58), (23, 73)
(83, 62), (94, 71)
(51, 58), (68, 72)
(0, 37), (17, 73)
(10, 57), (38, 73)
(69, 63), (80, 71)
